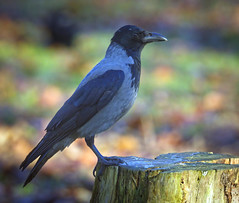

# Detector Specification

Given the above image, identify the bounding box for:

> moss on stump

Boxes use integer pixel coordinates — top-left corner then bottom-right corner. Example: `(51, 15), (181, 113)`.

(91, 152), (239, 203)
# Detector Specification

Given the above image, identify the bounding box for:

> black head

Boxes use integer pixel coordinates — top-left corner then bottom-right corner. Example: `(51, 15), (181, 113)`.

(111, 25), (167, 54)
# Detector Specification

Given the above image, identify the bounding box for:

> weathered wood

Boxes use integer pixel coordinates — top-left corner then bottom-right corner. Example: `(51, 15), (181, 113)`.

(91, 152), (239, 203)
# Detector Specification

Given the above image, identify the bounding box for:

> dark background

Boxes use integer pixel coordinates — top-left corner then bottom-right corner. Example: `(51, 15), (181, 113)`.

(0, 0), (239, 202)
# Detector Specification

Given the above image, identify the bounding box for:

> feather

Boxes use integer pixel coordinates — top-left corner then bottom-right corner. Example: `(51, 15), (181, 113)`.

(20, 70), (125, 185)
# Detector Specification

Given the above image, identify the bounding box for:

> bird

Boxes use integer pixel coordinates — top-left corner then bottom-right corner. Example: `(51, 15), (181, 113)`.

(20, 25), (167, 186)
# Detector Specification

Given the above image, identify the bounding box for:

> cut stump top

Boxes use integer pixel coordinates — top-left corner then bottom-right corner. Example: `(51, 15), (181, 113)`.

(117, 151), (239, 172)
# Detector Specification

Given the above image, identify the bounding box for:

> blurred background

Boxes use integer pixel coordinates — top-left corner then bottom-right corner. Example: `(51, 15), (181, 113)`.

(0, 0), (239, 202)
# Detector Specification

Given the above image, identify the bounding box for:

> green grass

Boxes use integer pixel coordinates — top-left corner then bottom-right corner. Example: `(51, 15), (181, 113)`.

(0, 32), (238, 117)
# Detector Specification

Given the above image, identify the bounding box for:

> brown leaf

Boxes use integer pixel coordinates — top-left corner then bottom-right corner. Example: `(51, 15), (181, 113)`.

(39, 86), (63, 108)
(203, 91), (224, 111)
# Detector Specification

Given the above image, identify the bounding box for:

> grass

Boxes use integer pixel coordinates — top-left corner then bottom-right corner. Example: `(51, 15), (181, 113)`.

(0, 31), (238, 123)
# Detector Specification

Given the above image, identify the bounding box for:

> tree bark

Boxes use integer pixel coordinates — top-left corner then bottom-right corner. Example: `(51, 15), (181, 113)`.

(91, 152), (239, 203)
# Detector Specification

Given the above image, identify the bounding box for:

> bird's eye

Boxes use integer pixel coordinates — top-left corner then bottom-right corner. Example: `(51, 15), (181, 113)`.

(133, 32), (145, 40)
(132, 33), (140, 41)
(139, 31), (146, 37)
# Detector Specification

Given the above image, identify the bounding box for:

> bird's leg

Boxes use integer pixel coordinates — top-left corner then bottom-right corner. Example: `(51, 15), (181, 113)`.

(85, 135), (125, 177)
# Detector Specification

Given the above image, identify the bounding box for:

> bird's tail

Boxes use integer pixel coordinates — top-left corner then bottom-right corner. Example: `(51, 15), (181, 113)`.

(22, 149), (56, 187)
(20, 133), (76, 187)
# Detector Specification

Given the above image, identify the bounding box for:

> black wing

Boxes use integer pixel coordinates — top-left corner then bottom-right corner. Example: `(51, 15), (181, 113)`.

(20, 69), (125, 170)
(46, 69), (125, 131)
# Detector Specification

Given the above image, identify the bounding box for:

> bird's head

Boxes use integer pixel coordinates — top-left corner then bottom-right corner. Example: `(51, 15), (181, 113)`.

(111, 25), (167, 55)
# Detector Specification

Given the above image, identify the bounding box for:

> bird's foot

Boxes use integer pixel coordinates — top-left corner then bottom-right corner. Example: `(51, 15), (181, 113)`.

(93, 156), (126, 178)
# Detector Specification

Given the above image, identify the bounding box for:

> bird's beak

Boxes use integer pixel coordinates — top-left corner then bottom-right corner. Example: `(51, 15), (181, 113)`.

(142, 31), (168, 43)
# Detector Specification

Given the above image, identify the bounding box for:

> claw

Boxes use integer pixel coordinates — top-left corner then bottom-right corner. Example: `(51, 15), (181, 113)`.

(93, 164), (97, 177)
(85, 136), (126, 179)
(105, 156), (126, 165)
(93, 156), (126, 179)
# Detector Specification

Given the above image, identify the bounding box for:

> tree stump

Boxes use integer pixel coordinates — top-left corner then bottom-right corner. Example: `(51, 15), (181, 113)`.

(91, 152), (239, 203)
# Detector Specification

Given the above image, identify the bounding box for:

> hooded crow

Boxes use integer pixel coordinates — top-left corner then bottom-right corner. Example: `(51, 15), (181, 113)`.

(20, 25), (167, 186)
